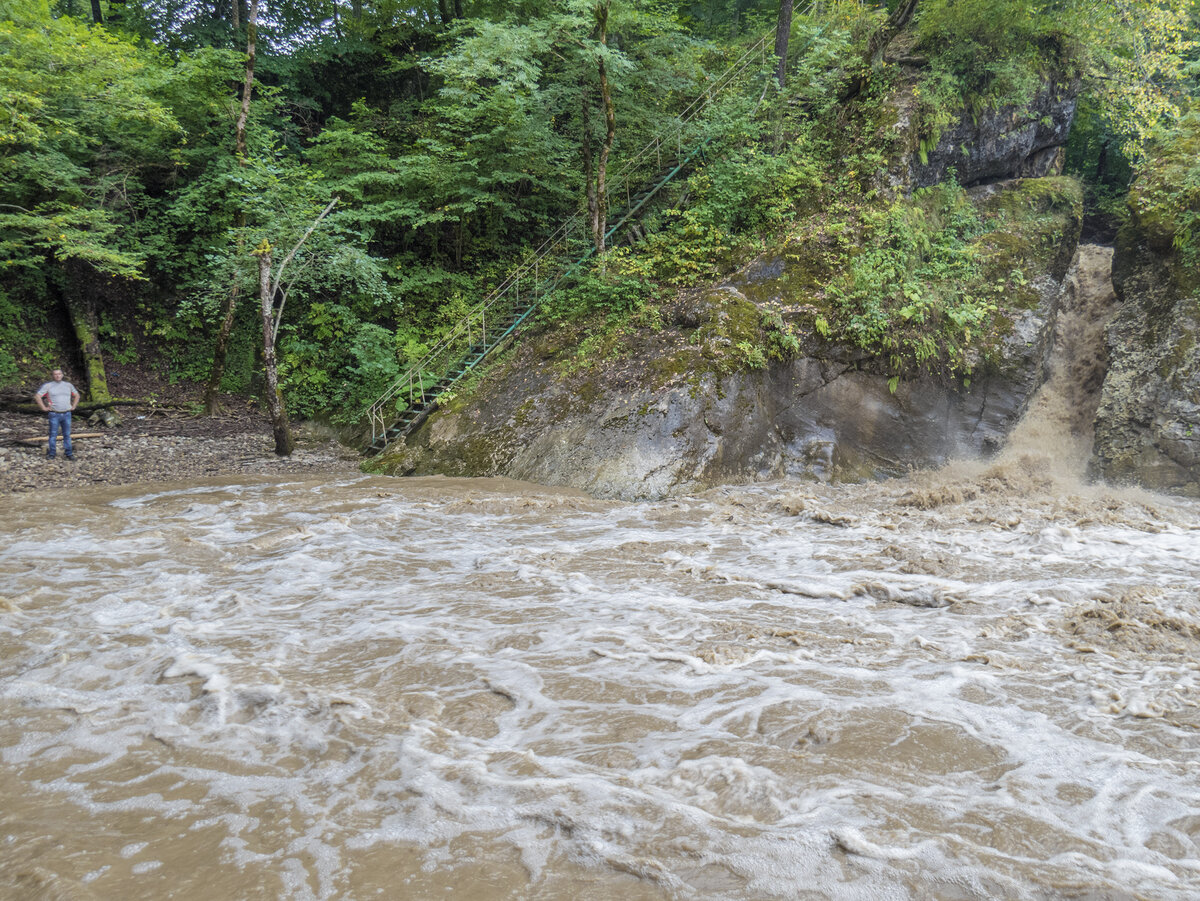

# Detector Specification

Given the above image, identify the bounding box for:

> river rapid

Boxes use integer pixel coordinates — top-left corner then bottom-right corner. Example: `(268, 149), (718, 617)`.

(2, 249), (1199, 900)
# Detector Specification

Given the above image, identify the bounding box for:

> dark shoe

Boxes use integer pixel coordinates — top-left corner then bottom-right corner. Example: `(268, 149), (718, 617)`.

(65, 455), (75, 461)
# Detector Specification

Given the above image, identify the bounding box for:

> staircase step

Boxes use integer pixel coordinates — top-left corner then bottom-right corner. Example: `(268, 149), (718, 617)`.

(364, 137), (718, 456)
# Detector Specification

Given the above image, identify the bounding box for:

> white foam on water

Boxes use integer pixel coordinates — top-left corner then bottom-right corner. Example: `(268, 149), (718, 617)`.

(1, 468), (1198, 899)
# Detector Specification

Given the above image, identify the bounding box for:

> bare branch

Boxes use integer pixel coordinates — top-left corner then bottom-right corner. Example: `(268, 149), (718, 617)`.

(272, 284), (291, 347)
(269, 196), (339, 302)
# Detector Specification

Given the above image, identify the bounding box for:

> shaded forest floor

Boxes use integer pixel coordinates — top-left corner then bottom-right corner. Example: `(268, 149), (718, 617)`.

(0, 368), (364, 495)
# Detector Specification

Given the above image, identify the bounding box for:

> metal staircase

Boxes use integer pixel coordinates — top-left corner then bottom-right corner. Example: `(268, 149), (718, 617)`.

(363, 32), (775, 455)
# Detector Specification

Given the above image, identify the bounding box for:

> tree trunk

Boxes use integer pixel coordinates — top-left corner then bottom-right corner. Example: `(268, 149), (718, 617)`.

(593, 1), (615, 255)
(90, 0), (103, 24)
(64, 261), (112, 404)
(437, 0), (452, 25)
(204, 0), (259, 416)
(257, 244), (293, 456)
(868, 0), (920, 67)
(775, 0), (794, 88)
(250, 197), (335, 454)
(582, 82), (599, 249)
(66, 302), (111, 404)
(234, 0), (258, 160)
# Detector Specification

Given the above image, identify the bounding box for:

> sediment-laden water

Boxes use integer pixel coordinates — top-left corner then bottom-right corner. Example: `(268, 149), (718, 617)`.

(2, 249), (1198, 899)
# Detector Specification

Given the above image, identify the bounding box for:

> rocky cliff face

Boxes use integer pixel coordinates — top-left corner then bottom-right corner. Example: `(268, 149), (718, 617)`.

(376, 177), (1083, 500)
(1092, 228), (1200, 496)
(387, 316), (1056, 500)
(899, 77), (1079, 190)
(370, 60), (1085, 499)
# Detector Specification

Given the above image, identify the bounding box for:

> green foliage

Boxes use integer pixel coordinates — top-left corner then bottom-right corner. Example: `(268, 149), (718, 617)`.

(0, 0), (1193, 421)
(0, 0), (182, 278)
(912, 0), (1197, 162)
(610, 19), (851, 288)
(275, 302), (392, 420)
(673, 0), (777, 39)
(760, 309), (801, 360)
(914, 0), (1078, 75)
(822, 181), (997, 376)
(732, 339), (767, 370)
(1127, 104), (1200, 273)
(0, 278), (58, 385)
(911, 0), (1075, 150)
(539, 268), (654, 324)
(0, 289), (26, 383)
(1064, 94), (1135, 229)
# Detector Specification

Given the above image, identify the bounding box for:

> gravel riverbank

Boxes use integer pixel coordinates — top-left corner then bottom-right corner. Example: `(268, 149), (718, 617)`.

(0, 405), (364, 495)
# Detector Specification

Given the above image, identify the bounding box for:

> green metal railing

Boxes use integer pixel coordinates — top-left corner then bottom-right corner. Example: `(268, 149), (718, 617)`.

(363, 32), (775, 454)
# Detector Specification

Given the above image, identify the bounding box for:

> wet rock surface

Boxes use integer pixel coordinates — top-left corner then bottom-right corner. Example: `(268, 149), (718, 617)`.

(1092, 226), (1200, 496)
(381, 313), (1063, 501)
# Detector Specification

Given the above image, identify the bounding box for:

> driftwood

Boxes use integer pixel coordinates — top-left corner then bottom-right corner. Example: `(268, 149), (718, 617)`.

(3, 400), (185, 416)
(14, 432), (107, 446)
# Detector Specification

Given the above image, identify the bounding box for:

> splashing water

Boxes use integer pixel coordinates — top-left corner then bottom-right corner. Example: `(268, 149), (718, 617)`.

(1, 248), (1198, 900)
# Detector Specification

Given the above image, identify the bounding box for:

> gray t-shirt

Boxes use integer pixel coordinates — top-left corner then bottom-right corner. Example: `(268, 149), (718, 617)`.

(38, 381), (77, 412)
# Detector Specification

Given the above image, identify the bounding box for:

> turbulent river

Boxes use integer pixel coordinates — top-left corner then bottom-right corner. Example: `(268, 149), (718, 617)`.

(2, 248), (1199, 900)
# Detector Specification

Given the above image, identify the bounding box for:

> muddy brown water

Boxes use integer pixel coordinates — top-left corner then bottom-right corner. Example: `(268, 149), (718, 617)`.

(2, 248), (1199, 899)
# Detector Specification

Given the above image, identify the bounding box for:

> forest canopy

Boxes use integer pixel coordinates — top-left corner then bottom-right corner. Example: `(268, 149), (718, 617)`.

(1, 0), (1197, 426)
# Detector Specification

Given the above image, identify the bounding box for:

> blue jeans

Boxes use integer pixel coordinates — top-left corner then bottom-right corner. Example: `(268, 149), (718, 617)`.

(47, 411), (73, 459)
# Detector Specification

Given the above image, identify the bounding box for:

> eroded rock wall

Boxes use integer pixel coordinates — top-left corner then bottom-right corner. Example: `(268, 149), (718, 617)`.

(905, 79), (1079, 190)
(371, 55), (1085, 499)
(1092, 230), (1200, 495)
(378, 178), (1082, 500)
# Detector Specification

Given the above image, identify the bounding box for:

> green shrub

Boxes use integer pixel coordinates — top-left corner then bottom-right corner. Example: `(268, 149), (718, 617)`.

(538, 269), (653, 324)
(0, 291), (25, 385)
(823, 180), (997, 375)
(911, 0), (1080, 149)
(1127, 105), (1200, 276)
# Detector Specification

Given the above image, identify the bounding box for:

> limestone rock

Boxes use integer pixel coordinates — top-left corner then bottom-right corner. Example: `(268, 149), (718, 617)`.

(1092, 229), (1200, 495)
(905, 78), (1079, 190)
(370, 62), (1084, 499)
(377, 178), (1080, 500)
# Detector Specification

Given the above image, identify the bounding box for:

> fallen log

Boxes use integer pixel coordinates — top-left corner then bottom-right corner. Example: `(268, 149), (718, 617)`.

(2, 400), (181, 415)
(13, 433), (108, 446)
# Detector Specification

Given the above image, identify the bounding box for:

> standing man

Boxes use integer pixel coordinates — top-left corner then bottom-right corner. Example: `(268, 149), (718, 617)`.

(35, 369), (80, 461)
